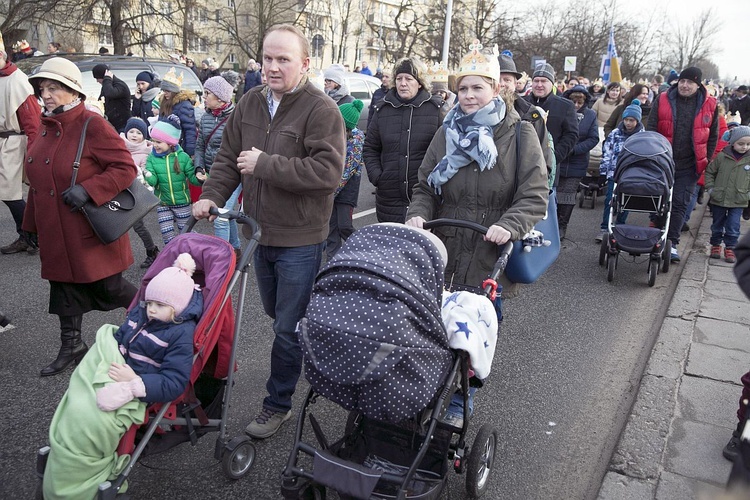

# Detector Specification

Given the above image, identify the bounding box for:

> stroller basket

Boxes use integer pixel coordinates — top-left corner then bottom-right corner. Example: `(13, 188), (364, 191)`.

(612, 225), (663, 254)
(618, 193), (663, 213)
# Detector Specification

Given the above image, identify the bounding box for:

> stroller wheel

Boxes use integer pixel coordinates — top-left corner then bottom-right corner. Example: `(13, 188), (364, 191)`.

(607, 253), (616, 282)
(578, 192), (584, 208)
(466, 424), (497, 499)
(599, 237), (608, 267)
(590, 191), (597, 209)
(648, 259), (658, 287)
(222, 436), (256, 480)
(661, 240), (671, 273)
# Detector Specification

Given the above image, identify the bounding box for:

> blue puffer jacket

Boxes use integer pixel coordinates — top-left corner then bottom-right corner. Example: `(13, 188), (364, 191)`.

(114, 290), (203, 403)
(558, 86), (600, 178)
(194, 103), (235, 172)
(160, 91), (197, 156)
(600, 121), (644, 179)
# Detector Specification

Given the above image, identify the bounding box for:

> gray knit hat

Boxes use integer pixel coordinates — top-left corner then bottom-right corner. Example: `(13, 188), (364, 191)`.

(723, 125), (750, 145)
(532, 63), (555, 83)
(323, 66), (345, 87)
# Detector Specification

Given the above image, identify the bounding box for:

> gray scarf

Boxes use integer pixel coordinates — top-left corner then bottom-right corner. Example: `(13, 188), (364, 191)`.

(427, 97), (505, 194)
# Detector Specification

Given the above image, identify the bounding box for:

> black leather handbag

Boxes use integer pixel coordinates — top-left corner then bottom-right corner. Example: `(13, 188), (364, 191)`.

(70, 117), (160, 244)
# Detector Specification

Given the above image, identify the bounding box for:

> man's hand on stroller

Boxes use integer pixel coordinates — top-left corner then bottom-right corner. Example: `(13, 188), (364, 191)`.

(485, 224), (510, 244)
(405, 216), (426, 229)
(109, 362), (137, 382)
(192, 199), (219, 221)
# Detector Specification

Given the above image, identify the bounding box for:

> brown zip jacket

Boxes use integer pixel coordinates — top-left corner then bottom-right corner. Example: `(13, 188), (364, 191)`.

(200, 76), (346, 247)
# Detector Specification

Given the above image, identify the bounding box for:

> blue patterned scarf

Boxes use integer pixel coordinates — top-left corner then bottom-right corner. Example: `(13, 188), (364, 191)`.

(427, 97), (505, 194)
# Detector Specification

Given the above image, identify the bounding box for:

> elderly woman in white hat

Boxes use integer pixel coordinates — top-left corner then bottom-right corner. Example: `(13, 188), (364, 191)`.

(24, 57), (139, 377)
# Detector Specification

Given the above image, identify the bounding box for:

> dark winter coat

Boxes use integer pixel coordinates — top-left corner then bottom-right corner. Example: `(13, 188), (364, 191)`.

(99, 75), (132, 132)
(194, 103), (235, 172)
(160, 91), (197, 156)
(729, 96), (750, 126)
(132, 86), (160, 125)
(22, 104), (137, 283)
(243, 70), (262, 93)
(200, 76), (346, 247)
(367, 84), (388, 129)
(406, 106), (549, 287)
(525, 91), (579, 167)
(114, 290), (203, 403)
(363, 88), (443, 223)
(735, 232), (750, 299)
(558, 87), (599, 178)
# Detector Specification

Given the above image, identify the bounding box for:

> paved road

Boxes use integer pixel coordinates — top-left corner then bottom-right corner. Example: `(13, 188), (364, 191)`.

(0, 177), (687, 499)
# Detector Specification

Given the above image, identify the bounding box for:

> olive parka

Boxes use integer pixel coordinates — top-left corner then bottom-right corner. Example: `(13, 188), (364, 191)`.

(406, 105), (549, 287)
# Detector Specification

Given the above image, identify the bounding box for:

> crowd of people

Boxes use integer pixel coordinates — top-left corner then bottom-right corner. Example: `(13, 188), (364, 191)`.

(1, 25), (750, 495)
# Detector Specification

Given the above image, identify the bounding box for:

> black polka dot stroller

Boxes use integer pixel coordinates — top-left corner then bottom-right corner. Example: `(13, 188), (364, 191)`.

(281, 221), (511, 500)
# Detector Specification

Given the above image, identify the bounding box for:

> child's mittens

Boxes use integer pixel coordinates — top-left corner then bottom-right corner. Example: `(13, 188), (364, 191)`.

(143, 170), (152, 178)
(96, 377), (147, 411)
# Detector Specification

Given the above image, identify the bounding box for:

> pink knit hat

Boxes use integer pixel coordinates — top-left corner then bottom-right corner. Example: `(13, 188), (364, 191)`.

(145, 253), (197, 316)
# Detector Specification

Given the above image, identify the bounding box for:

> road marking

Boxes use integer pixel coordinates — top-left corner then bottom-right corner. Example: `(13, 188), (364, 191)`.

(353, 208), (376, 219)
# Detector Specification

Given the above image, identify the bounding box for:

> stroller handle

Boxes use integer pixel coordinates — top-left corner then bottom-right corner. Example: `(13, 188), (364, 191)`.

(183, 207), (262, 271)
(421, 218), (513, 298)
(184, 207), (261, 239)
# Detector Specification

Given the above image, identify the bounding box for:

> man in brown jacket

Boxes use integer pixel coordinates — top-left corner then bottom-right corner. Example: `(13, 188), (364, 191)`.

(194, 24), (345, 439)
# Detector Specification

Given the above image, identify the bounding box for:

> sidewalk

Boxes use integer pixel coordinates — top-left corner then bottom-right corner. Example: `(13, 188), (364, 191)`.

(598, 207), (750, 499)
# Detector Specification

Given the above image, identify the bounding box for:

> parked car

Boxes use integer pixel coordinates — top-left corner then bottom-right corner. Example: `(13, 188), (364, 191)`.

(16, 54), (204, 103)
(310, 71), (383, 130)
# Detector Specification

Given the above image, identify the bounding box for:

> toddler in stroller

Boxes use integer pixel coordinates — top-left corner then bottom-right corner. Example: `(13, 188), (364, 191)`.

(283, 223), (503, 500)
(599, 131), (675, 286)
(39, 214), (262, 498)
(42, 253), (202, 499)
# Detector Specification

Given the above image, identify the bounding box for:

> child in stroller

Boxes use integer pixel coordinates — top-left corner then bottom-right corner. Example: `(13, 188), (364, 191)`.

(283, 222), (504, 499)
(43, 253), (202, 499)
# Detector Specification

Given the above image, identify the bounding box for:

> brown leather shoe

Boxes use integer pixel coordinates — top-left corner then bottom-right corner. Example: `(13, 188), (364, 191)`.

(0, 237), (29, 254)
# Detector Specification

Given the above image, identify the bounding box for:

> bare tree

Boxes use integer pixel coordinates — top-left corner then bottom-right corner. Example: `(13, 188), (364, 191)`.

(363, 0), (432, 64)
(664, 8), (720, 71)
(1, 0), (76, 46)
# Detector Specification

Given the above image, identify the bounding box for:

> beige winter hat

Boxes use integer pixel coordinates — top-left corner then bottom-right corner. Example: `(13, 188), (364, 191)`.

(28, 57), (85, 97)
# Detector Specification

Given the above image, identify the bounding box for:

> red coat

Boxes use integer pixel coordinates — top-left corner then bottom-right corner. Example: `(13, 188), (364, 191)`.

(22, 104), (137, 283)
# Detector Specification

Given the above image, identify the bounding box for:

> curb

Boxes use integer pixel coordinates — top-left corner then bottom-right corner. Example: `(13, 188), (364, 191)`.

(597, 202), (737, 499)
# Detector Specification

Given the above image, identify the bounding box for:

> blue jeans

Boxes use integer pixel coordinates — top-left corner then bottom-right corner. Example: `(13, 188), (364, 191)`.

(213, 184), (242, 250)
(668, 169), (699, 247)
(710, 205), (743, 248)
(683, 184), (701, 225)
(600, 180), (629, 230)
(254, 243), (324, 413)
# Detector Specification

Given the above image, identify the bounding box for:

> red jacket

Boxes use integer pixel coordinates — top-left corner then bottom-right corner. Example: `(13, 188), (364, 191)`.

(655, 89), (717, 175)
(22, 104), (136, 283)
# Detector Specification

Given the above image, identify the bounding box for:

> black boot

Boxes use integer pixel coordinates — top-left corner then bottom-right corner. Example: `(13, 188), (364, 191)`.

(557, 204), (575, 241)
(140, 246), (159, 269)
(40, 315), (88, 377)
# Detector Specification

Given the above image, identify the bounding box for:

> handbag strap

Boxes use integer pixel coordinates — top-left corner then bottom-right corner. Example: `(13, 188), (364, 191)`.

(70, 116), (96, 188)
(513, 121), (523, 194)
(205, 116), (230, 145)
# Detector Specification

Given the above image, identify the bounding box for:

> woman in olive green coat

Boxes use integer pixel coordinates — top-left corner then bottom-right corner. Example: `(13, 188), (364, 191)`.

(406, 45), (548, 294)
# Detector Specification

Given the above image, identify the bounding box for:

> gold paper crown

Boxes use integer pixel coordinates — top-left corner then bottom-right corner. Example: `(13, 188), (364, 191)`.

(162, 67), (184, 88)
(456, 40), (500, 82)
(518, 71), (529, 84)
(426, 62), (450, 84)
(12, 40), (30, 51)
(593, 78), (604, 87)
(0, 33), (4, 53)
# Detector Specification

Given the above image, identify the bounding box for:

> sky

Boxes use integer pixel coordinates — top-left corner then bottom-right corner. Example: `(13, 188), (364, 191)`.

(670, 0), (749, 83)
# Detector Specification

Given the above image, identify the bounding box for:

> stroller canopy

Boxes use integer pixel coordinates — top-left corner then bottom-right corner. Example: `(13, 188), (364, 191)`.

(300, 224), (453, 423)
(614, 131), (675, 197)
